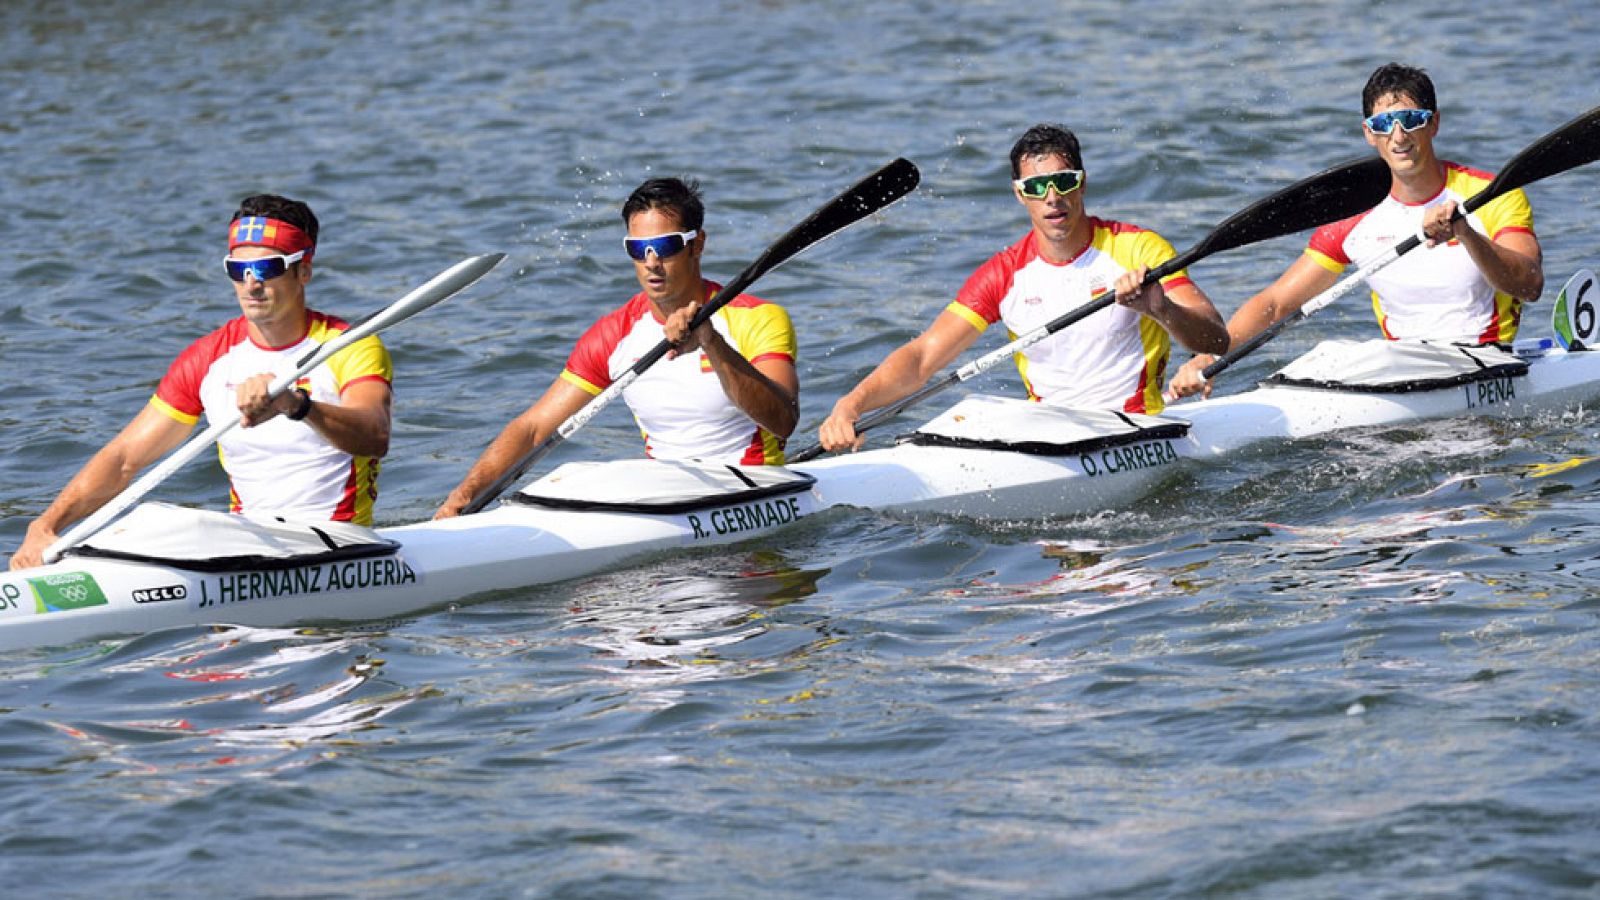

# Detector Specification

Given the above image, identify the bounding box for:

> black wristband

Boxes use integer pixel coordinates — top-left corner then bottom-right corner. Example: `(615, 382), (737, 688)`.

(286, 388), (313, 421)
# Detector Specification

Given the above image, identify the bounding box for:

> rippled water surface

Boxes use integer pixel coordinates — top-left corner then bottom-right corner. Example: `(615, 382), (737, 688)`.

(4, 1), (1600, 896)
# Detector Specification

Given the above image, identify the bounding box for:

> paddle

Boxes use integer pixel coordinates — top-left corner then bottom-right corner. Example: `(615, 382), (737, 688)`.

(786, 155), (1392, 464)
(457, 157), (922, 515)
(1201, 103), (1600, 384)
(42, 252), (507, 564)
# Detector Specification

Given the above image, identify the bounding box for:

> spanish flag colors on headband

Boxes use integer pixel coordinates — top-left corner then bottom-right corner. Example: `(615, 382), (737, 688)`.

(229, 216), (315, 261)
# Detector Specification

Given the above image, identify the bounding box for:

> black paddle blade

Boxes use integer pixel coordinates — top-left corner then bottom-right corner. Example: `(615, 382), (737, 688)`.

(665, 158), (919, 360)
(1173, 156), (1391, 270)
(1466, 104), (1600, 214)
(716, 157), (921, 303)
(762, 157), (920, 270)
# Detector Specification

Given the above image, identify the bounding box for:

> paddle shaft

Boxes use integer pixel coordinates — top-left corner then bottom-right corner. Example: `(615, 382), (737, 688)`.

(43, 252), (506, 563)
(1202, 237), (1419, 380)
(785, 156), (1392, 464)
(1203, 103), (1600, 382)
(458, 158), (922, 514)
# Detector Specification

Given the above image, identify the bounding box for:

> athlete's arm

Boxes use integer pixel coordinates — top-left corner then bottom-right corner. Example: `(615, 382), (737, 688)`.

(671, 307), (799, 439)
(434, 378), (593, 519)
(1423, 201), (1543, 302)
(1166, 255), (1340, 400)
(236, 374), (393, 458)
(818, 310), (983, 452)
(10, 404), (193, 570)
(1115, 268), (1228, 355)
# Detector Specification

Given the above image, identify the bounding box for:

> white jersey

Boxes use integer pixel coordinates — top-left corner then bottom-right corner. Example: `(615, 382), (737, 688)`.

(946, 220), (1195, 414)
(560, 283), (796, 465)
(153, 313), (392, 524)
(1306, 161), (1535, 344)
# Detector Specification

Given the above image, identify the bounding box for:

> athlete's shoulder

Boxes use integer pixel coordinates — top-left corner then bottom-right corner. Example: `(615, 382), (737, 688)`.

(1091, 216), (1150, 237)
(306, 309), (351, 332)
(1442, 159), (1496, 189)
(572, 293), (653, 357)
(305, 309), (383, 346)
(1444, 159), (1535, 234)
(1093, 217), (1180, 271)
(705, 280), (782, 312)
(174, 316), (251, 365)
(967, 231), (1040, 281)
(607, 292), (656, 322)
(155, 316), (250, 419)
(1309, 204), (1376, 249)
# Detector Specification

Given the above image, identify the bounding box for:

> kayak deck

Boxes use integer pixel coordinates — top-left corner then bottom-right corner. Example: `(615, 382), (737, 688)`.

(2, 340), (1596, 651)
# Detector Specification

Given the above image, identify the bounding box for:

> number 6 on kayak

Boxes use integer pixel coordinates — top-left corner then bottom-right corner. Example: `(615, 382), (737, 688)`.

(1554, 269), (1599, 351)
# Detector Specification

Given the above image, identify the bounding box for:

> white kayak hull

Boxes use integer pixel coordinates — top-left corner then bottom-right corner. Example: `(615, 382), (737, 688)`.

(2, 340), (1595, 651)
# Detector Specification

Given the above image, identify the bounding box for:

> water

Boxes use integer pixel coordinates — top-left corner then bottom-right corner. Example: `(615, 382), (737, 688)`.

(3, 0), (1600, 896)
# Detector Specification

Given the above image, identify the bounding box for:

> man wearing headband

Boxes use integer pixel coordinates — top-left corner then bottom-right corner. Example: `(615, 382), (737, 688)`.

(10, 194), (393, 570)
(817, 123), (1228, 453)
(1167, 62), (1544, 400)
(435, 176), (797, 519)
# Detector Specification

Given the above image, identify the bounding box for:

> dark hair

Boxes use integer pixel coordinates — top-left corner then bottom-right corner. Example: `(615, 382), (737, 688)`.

(1010, 124), (1084, 179)
(621, 177), (704, 232)
(1362, 63), (1437, 116)
(232, 193), (320, 245)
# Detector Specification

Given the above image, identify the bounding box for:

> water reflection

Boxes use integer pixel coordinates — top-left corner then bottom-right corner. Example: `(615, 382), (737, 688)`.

(13, 625), (422, 789)
(569, 550), (827, 672)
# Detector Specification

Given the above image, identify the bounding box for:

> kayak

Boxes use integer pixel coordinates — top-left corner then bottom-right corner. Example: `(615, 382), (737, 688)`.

(2, 336), (1596, 652)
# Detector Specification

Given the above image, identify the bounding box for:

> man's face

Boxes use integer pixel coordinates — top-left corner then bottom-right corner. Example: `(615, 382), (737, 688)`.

(1015, 152), (1085, 246)
(228, 245), (310, 334)
(1364, 91), (1438, 178)
(627, 207), (702, 308)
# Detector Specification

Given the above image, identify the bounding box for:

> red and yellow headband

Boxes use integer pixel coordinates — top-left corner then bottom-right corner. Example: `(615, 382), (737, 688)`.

(228, 216), (314, 261)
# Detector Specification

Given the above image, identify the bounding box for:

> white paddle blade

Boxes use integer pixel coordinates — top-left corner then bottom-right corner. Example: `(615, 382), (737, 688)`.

(1553, 269), (1598, 351)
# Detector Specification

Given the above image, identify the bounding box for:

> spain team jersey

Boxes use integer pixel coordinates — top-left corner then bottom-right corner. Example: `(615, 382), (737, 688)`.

(946, 219), (1195, 414)
(1306, 161), (1536, 344)
(560, 281), (796, 465)
(151, 312), (393, 524)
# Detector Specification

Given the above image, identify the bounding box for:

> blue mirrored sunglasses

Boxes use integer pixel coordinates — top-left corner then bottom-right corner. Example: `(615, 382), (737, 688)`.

(1364, 108), (1434, 135)
(623, 229), (698, 261)
(223, 250), (306, 282)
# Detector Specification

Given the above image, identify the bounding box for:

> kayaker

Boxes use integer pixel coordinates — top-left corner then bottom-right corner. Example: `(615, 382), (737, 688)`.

(817, 123), (1228, 452)
(1167, 62), (1545, 400)
(434, 177), (799, 519)
(9, 195), (394, 571)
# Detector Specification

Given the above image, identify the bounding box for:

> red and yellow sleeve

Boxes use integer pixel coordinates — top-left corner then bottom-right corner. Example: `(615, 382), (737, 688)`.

(1305, 213), (1363, 274)
(306, 314), (393, 394)
(948, 251), (1017, 333)
(720, 297), (797, 366)
(1478, 187), (1534, 241)
(1100, 222), (1194, 293)
(152, 329), (228, 425)
(327, 335), (392, 394)
(561, 300), (642, 396)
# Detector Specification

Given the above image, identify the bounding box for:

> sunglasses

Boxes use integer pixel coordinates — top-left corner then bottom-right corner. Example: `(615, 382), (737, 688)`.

(1363, 108), (1434, 135)
(1013, 169), (1085, 200)
(624, 229), (699, 261)
(223, 250), (306, 283)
